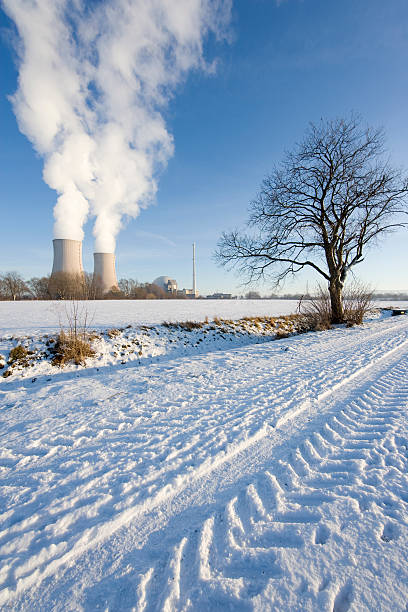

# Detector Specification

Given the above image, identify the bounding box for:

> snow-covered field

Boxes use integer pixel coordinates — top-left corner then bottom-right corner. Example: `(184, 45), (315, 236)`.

(1, 299), (405, 337)
(0, 299), (302, 337)
(1, 311), (408, 610)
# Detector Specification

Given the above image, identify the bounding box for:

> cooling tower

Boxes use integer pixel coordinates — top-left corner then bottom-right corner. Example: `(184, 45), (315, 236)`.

(93, 253), (118, 294)
(51, 239), (84, 276)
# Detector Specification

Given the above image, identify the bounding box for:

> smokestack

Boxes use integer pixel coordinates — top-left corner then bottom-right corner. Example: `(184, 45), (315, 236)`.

(52, 238), (84, 276)
(93, 253), (118, 295)
(192, 242), (197, 298)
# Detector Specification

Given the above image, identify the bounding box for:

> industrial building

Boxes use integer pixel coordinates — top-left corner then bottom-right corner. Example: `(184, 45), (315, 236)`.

(93, 252), (118, 294)
(51, 238), (118, 295)
(153, 276), (178, 294)
(52, 239), (84, 276)
(51, 239), (196, 298)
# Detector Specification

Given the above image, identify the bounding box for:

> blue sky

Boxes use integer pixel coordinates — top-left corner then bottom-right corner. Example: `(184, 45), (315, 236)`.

(1, 0), (407, 295)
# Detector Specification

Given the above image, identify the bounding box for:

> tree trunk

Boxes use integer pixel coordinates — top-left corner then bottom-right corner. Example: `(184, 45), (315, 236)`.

(329, 280), (344, 324)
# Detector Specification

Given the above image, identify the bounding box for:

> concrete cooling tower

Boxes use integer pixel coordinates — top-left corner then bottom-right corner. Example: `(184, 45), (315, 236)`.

(51, 239), (84, 276)
(93, 253), (118, 294)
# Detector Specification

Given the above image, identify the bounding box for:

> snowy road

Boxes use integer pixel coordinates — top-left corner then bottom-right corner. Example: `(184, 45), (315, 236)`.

(1, 316), (408, 610)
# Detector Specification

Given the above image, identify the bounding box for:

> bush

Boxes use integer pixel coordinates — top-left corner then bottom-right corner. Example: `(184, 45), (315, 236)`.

(343, 282), (374, 325)
(299, 282), (373, 329)
(8, 345), (28, 363)
(298, 286), (332, 331)
(51, 300), (96, 366)
(51, 331), (95, 366)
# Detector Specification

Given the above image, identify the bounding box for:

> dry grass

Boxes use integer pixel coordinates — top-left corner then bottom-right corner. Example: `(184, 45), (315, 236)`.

(51, 331), (95, 366)
(343, 282), (374, 325)
(299, 282), (373, 329)
(8, 345), (28, 363)
(178, 321), (203, 330)
(275, 329), (290, 339)
(163, 320), (204, 331)
(107, 328), (121, 338)
(88, 332), (102, 341)
(298, 287), (332, 331)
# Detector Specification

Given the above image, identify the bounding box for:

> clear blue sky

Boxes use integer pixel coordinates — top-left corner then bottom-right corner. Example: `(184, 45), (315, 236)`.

(1, 0), (407, 295)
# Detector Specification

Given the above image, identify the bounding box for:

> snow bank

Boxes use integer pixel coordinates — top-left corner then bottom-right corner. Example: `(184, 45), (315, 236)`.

(0, 314), (304, 382)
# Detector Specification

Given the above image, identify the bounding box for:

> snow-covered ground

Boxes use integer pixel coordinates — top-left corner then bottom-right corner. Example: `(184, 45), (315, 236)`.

(0, 299), (302, 337)
(1, 313), (408, 610)
(1, 298), (405, 338)
(0, 311), (306, 382)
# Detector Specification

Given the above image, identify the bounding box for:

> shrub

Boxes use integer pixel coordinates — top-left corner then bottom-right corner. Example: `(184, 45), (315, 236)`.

(299, 282), (373, 329)
(298, 286), (332, 331)
(343, 282), (374, 325)
(52, 300), (95, 366)
(51, 331), (95, 366)
(9, 345), (28, 363)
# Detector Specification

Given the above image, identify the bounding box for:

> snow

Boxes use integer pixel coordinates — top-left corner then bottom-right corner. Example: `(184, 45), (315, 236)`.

(0, 298), (405, 338)
(0, 299), (301, 337)
(1, 311), (408, 610)
(0, 310), (306, 383)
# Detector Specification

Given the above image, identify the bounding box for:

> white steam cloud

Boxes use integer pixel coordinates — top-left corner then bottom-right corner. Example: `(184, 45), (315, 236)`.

(3, 0), (231, 252)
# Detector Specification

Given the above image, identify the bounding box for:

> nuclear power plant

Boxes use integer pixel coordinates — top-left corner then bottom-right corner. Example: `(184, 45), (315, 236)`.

(50, 239), (193, 297)
(93, 252), (118, 294)
(52, 239), (84, 276)
(51, 239), (118, 295)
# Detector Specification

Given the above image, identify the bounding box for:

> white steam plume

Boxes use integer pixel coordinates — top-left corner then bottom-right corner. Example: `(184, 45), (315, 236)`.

(3, 0), (231, 252)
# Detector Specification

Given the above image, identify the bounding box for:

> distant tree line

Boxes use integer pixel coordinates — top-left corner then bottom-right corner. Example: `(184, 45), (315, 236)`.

(1, 271), (407, 302)
(0, 271), (186, 300)
(245, 290), (408, 300)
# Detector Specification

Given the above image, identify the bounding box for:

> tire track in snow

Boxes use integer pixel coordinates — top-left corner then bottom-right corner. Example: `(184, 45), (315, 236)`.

(129, 355), (408, 610)
(2, 318), (408, 609)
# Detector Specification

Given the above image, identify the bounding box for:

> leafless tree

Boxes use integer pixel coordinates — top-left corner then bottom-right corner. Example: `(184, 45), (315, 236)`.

(118, 278), (139, 297)
(48, 272), (87, 300)
(0, 272), (29, 301)
(216, 115), (408, 323)
(27, 276), (51, 300)
(245, 291), (261, 299)
(82, 272), (99, 300)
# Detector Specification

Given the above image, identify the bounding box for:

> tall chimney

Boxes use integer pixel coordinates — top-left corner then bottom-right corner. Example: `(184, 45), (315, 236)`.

(52, 239), (84, 276)
(93, 253), (118, 295)
(192, 242), (197, 297)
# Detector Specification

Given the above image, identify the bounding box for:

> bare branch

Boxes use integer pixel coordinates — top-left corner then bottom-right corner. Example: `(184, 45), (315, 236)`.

(216, 114), (408, 322)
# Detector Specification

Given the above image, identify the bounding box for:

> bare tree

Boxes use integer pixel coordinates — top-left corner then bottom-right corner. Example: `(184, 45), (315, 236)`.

(217, 115), (408, 322)
(27, 276), (51, 300)
(245, 291), (261, 299)
(48, 272), (87, 300)
(82, 272), (99, 300)
(118, 278), (138, 297)
(0, 272), (29, 301)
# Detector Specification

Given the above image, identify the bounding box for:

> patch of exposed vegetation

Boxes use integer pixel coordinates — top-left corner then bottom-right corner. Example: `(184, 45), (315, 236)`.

(1, 306), (373, 382)
(8, 345), (28, 364)
(298, 283), (374, 331)
(163, 321), (204, 331)
(51, 331), (95, 366)
(107, 328), (122, 338)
